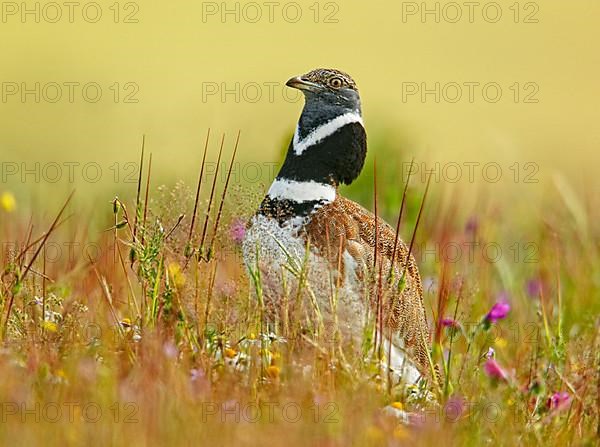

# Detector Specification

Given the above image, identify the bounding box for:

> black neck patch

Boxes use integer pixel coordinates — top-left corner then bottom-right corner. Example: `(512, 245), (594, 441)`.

(278, 122), (367, 186)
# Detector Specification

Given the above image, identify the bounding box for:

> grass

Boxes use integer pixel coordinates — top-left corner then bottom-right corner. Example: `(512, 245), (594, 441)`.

(0, 135), (598, 446)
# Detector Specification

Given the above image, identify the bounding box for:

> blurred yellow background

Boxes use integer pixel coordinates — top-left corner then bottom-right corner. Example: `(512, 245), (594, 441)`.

(1, 0), (598, 200)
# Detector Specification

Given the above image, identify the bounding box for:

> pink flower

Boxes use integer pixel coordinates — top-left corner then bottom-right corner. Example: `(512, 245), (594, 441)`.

(548, 392), (571, 412)
(526, 278), (542, 298)
(229, 218), (246, 244)
(465, 215), (479, 235)
(190, 368), (205, 382)
(486, 296), (511, 323)
(163, 341), (178, 359)
(440, 317), (460, 328)
(444, 395), (465, 422)
(483, 358), (508, 381)
(407, 412), (427, 428)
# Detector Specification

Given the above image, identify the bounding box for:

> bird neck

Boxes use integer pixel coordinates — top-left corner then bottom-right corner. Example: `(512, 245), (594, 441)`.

(260, 105), (367, 222)
(296, 98), (361, 141)
(275, 110), (367, 188)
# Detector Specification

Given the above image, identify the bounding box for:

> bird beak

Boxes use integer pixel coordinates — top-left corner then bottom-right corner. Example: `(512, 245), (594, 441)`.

(285, 76), (322, 92)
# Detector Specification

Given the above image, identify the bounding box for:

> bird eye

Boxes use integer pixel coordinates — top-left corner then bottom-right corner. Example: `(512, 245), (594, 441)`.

(329, 77), (343, 89)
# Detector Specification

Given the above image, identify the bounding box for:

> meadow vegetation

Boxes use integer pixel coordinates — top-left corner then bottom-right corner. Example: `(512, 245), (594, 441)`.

(0, 133), (598, 446)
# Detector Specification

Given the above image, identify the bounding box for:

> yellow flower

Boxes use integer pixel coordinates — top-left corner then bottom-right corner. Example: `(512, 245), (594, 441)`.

(266, 365), (280, 379)
(42, 321), (58, 332)
(224, 348), (237, 358)
(167, 262), (186, 288)
(495, 337), (508, 349)
(0, 192), (16, 213)
(391, 401), (404, 411)
(248, 332), (256, 340)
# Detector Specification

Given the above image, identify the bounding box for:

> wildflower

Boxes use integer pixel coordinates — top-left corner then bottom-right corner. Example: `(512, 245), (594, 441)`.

(224, 347), (237, 358)
(52, 369), (68, 384)
(262, 332), (287, 344)
(441, 317), (460, 329)
(485, 347), (495, 359)
(494, 337), (507, 349)
(444, 395), (466, 422)
(548, 391), (571, 412)
(229, 218), (246, 244)
(465, 215), (479, 235)
(242, 332), (259, 346)
(167, 262), (186, 288)
(483, 358), (508, 382)
(163, 341), (178, 359)
(0, 192), (16, 213)
(526, 278), (542, 298)
(190, 368), (205, 382)
(44, 309), (62, 324)
(42, 321), (58, 333)
(486, 296), (511, 323)
(266, 365), (280, 379)
(407, 412), (426, 427)
(391, 401), (404, 411)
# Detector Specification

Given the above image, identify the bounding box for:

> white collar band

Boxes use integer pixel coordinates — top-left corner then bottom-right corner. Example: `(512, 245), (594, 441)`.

(293, 112), (363, 156)
(267, 178), (336, 203)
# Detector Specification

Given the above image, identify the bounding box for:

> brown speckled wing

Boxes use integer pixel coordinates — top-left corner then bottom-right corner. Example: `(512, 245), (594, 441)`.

(304, 195), (431, 376)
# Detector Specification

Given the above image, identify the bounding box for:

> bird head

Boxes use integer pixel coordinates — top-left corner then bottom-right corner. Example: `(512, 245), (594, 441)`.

(278, 68), (367, 188)
(286, 68), (361, 118)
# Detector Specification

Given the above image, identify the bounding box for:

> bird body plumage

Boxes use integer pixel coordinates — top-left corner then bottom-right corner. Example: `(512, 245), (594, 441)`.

(242, 68), (432, 383)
